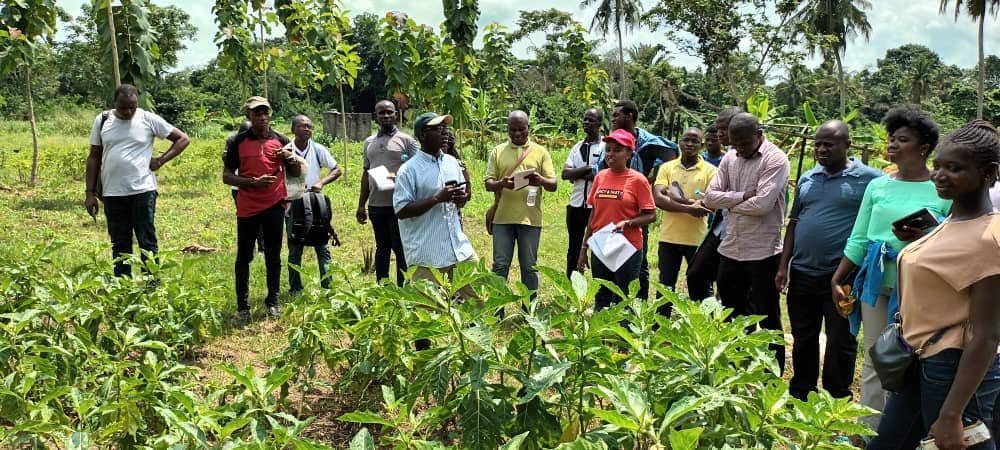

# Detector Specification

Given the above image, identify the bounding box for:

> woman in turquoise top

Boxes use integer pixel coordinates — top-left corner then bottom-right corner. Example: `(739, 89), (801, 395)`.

(830, 105), (952, 433)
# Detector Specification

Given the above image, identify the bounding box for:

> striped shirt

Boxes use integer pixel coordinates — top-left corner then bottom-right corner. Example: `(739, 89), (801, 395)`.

(703, 138), (790, 261)
(393, 149), (475, 269)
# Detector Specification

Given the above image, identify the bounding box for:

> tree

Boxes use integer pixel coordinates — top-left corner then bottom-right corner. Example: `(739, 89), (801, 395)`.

(213, 0), (254, 98)
(147, 4), (196, 76)
(0, 0), (58, 186)
(939, 0), (1000, 119)
(787, 0), (872, 116)
(580, 0), (643, 98)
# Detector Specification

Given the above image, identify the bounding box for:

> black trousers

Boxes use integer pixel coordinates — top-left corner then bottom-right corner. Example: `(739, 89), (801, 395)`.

(565, 205), (591, 278)
(369, 205), (406, 286)
(657, 242), (713, 312)
(717, 254), (785, 373)
(638, 226), (650, 300)
(787, 269), (857, 399)
(232, 190), (265, 252)
(235, 203), (284, 311)
(103, 191), (158, 277)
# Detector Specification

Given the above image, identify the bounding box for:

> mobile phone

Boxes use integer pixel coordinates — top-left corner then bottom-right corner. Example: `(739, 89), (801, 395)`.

(892, 208), (940, 230)
(445, 180), (469, 188)
(918, 420), (991, 449)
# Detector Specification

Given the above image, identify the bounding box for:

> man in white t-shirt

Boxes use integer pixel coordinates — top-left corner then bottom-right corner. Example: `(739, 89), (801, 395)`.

(561, 108), (605, 278)
(85, 84), (190, 278)
(284, 114), (342, 295)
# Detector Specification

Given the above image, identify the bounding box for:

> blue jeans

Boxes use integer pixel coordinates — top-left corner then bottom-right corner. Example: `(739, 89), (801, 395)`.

(103, 191), (158, 277)
(287, 243), (331, 292)
(869, 349), (1000, 449)
(592, 251), (642, 310)
(491, 224), (541, 292)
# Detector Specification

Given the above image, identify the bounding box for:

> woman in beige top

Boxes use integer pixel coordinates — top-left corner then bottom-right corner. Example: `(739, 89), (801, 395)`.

(868, 120), (1000, 450)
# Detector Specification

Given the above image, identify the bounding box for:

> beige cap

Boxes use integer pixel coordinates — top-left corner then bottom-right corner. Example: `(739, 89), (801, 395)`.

(244, 96), (271, 111)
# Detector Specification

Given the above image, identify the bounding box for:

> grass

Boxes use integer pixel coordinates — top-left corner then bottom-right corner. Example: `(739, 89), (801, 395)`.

(0, 113), (866, 444)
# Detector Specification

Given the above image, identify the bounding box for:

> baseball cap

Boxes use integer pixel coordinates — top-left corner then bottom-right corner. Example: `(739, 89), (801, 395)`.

(603, 128), (636, 150)
(244, 96), (271, 111)
(413, 112), (453, 136)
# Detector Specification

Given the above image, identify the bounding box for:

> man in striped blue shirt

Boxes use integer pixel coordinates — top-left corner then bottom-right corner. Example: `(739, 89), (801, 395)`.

(393, 112), (477, 288)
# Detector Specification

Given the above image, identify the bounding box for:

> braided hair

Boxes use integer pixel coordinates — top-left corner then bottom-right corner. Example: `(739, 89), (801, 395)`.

(937, 120), (1000, 187)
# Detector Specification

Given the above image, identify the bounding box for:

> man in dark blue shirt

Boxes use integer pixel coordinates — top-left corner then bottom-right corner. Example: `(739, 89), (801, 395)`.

(776, 120), (883, 401)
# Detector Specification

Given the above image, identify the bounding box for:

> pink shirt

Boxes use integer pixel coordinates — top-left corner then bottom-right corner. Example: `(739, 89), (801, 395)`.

(703, 139), (790, 261)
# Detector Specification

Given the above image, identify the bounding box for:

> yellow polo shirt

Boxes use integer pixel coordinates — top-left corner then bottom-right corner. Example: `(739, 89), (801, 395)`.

(654, 157), (717, 246)
(485, 141), (555, 227)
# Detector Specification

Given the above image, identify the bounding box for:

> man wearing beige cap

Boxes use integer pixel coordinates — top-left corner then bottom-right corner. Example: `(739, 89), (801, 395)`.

(223, 96), (302, 323)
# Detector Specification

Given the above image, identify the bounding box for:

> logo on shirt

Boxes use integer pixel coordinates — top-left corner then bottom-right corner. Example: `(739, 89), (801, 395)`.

(595, 188), (624, 200)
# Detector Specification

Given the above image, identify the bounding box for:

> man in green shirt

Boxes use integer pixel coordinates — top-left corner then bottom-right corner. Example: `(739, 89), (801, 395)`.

(485, 110), (557, 294)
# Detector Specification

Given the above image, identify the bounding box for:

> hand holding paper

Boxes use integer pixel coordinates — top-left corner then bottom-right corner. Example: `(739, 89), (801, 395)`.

(368, 165), (396, 191)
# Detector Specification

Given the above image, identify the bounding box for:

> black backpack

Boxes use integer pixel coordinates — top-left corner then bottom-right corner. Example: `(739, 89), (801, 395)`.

(287, 191), (339, 247)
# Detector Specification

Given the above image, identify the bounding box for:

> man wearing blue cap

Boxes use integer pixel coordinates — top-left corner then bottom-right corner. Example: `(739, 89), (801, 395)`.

(393, 112), (476, 289)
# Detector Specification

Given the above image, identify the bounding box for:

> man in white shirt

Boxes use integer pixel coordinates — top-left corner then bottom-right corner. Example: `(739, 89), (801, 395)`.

(85, 84), (190, 278)
(561, 108), (605, 278)
(284, 114), (342, 295)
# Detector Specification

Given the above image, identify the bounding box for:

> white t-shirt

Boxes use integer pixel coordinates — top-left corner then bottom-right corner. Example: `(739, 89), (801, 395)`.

(990, 183), (1000, 211)
(89, 108), (174, 197)
(286, 139), (338, 187)
(563, 138), (605, 208)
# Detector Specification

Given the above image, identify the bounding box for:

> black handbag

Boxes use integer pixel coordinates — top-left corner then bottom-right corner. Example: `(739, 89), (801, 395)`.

(869, 316), (954, 392)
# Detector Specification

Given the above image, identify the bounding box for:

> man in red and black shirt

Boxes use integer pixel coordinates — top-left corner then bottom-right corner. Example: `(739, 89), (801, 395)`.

(223, 96), (301, 322)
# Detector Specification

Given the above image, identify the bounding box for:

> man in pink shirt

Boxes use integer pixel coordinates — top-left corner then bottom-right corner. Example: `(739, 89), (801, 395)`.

(703, 112), (790, 372)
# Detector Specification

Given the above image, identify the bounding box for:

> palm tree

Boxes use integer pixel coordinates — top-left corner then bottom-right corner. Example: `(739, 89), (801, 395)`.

(789, 0), (872, 116)
(580, 0), (643, 99)
(940, 0), (1000, 119)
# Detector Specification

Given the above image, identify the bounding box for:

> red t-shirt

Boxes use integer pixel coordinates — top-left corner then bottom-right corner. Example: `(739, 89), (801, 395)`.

(225, 131), (289, 218)
(587, 168), (655, 249)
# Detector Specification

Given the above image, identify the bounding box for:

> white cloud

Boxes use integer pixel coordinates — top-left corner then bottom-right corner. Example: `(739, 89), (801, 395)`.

(55, 0), (999, 74)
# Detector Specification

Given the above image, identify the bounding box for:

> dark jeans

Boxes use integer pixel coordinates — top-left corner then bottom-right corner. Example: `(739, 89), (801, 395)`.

(717, 254), (785, 373)
(638, 226), (650, 300)
(103, 191), (158, 277)
(232, 190), (265, 252)
(287, 243), (331, 292)
(787, 269), (857, 400)
(657, 242), (713, 310)
(235, 203), (284, 311)
(492, 224), (542, 292)
(592, 251), (643, 311)
(869, 349), (1000, 449)
(369, 206), (406, 286)
(566, 205), (591, 278)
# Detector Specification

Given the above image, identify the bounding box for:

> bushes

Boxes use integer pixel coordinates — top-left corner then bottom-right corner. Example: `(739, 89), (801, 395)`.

(274, 263), (875, 449)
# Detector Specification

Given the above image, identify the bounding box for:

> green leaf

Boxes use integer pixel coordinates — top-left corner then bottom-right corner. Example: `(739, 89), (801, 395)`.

(500, 432), (530, 450)
(518, 362), (571, 404)
(802, 101), (818, 127)
(458, 388), (509, 450)
(588, 408), (639, 431)
(65, 432), (89, 450)
(667, 427), (703, 450)
(348, 427), (375, 450)
(339, 410), (393, 426)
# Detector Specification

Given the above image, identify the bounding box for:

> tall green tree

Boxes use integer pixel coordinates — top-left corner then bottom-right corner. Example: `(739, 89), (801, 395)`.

(787, 0), (872, 116)
(94, 0), (158, 106)
(939, 0), (1000, 119)
(0, 0), (58, 186)
(580, 0), (642, 98)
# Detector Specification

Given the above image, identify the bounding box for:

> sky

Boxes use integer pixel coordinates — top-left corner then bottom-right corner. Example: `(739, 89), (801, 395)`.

(56, 0), (999, 76)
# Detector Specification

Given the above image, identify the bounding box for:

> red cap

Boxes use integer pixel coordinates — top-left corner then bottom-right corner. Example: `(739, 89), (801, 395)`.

(603, 129), (636, 150)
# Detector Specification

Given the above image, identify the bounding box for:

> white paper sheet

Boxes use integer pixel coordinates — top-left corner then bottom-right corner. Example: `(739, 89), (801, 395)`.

(586, 223), (638, 272)
(512, 169), (536, 190)
(368, 165), (395, 192)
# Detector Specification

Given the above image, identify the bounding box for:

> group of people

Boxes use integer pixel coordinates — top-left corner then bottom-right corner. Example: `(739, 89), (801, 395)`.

(85, 84), (1000, 449)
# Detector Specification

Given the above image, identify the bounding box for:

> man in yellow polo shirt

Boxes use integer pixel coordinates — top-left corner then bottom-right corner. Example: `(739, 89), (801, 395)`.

(653, 127), (717, 310)
(485, 110), (557, 294)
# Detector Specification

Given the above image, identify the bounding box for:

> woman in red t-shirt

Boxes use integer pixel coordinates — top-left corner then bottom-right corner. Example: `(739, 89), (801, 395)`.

(577, 129), (657, 310)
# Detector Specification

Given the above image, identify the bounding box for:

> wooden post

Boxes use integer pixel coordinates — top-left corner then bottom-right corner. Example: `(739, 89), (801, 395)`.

(862, 145), (870, 165)
(106, 0), (121, 87)
(795, 126), (807, 183)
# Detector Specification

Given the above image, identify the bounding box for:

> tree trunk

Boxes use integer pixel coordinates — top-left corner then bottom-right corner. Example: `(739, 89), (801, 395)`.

(107, 1), (121, 87)
(259, 8), (268, 99)
(339, 81), (348, 165)
(977, 13), (985, 119)
(616, 2), (626, 99)
(834, 51), (846, 117)
(26, 66), (41, 187)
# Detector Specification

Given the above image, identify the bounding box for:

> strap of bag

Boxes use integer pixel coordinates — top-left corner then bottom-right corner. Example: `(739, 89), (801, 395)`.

(314, 192), (331, 226)
(302, 192), (314, 234)
(915, 324), (956, 356)
(491, 146), (534, 206)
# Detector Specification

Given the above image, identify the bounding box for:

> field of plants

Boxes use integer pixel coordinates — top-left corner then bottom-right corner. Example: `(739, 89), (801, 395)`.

(0, 111), (879, 449)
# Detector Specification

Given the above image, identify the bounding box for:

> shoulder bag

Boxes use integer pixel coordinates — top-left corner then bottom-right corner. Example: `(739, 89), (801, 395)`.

(869, 315), (954, 392)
